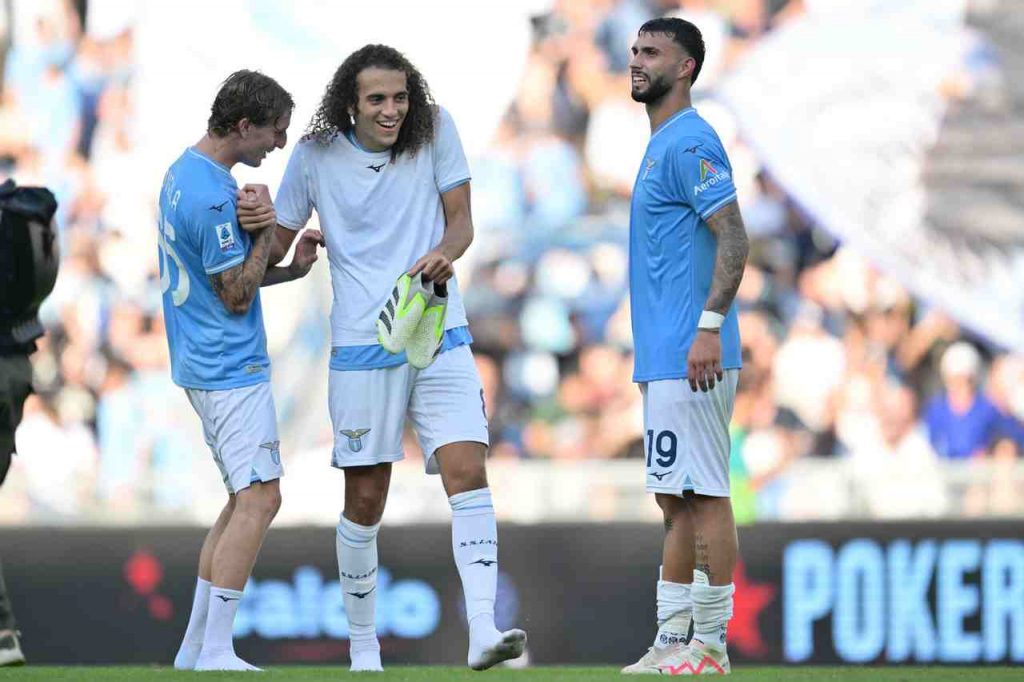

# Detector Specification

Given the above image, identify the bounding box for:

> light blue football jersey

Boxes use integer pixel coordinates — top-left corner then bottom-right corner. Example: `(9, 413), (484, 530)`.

(158, 148), (270, 390)
(629, 107), (742, 383)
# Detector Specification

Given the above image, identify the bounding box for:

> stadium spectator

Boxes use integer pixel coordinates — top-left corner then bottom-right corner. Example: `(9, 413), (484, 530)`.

(924, 342), (1002, 460)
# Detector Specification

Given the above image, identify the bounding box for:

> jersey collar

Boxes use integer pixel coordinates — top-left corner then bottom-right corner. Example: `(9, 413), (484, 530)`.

(651, 107), (696, 141)
(186, 147), (234, 180)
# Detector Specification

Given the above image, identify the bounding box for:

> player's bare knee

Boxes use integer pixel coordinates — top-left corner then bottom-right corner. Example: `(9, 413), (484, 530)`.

(344, 479), (386, 525)
(442, 462), (488, 496)
(344, 492), (385, 526)
(236, 480), (281, 522)
(436, 443), (488, 495)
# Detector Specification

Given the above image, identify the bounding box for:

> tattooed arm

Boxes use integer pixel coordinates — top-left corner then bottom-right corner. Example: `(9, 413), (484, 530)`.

(260, 230), (324, 287)
(704, 201), (750, 315)
(686, 201), (749, 393)
(209, 227), (274, 314)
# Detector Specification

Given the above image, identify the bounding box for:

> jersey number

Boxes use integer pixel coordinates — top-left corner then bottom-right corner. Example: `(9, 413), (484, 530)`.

(158, 211), (190, 307)
(646, 429), (678, 468)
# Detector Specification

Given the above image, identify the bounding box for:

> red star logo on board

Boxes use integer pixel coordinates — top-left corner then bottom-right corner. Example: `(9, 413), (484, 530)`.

(728, 559), (775, 657)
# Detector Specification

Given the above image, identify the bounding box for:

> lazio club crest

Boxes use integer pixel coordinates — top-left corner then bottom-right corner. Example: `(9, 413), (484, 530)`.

(340, 428), (371, 452)
(259, 440), (281, 465)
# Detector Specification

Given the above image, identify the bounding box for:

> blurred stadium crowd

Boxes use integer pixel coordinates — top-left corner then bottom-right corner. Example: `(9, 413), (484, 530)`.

(1, 0), (1021, 523)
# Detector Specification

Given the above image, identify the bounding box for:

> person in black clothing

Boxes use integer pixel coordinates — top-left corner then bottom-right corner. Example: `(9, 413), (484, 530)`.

(0, 179), (59, 667)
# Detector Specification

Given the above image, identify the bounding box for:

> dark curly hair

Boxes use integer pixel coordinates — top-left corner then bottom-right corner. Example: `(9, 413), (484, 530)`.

(208, 70), (293, 137)
(306, 44), (436, 161)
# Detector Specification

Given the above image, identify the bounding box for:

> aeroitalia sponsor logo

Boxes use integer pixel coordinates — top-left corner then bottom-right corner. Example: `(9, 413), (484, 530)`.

(694, 158), (730, 195)
(699, 158), (717, 182)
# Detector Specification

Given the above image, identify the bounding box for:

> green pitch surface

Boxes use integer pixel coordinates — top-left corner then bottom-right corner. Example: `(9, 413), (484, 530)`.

(2, 668), (1022, 681)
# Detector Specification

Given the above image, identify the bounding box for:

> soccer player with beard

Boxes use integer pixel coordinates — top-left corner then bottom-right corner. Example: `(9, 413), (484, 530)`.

(246, 45), (526, 672)
(160, 70), (323, 672)
(620, 18), (749, 676)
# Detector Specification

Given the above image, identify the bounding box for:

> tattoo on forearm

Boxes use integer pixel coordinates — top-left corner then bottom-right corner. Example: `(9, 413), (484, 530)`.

(664, 516), (674, 533)
(209, 229), (273, 313)
(695, 531), (712, 581)
(705, 202), (749, 315)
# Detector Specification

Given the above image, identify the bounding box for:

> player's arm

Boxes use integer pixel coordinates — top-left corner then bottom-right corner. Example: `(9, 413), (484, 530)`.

(209, 227), (274, 314)
(687, 200), (749, 392)
(269, 226), (299, 266)
(236, 184), (302, 266)
(260, 229), (324, 287)
(407, 182), (472, 285)
(703, 201), (750, 316)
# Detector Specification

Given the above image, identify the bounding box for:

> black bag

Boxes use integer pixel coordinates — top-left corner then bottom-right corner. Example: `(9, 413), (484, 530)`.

(0, 179), (60, 348)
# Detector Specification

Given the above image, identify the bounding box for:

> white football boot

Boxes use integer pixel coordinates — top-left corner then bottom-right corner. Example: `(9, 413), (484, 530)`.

(656, 640), (730, 675)
(469, 628), (527, 671)
(406, 280), (448, 370)
(377, 273), (432, 354)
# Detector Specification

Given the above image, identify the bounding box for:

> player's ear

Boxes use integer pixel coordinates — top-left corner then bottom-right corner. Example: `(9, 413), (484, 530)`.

(237, 117), (252, 138)
(678, 56), (695, 83)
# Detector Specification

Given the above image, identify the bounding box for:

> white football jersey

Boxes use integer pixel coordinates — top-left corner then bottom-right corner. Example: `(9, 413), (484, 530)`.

(275, 107), (470, 347)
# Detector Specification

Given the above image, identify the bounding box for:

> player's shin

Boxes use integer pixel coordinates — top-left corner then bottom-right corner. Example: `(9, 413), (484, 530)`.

(691, 569), (735, 651)
(450, 488), (499, 634)
(336, 514), (382, 671)
(656, 575), (694, 648)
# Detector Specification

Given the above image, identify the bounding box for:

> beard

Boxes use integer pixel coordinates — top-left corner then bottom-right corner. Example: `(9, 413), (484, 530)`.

(631, 72), (673, 104)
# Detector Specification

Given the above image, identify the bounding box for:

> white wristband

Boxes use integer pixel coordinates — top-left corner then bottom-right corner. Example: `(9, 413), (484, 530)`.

(697, 310), (725, 331)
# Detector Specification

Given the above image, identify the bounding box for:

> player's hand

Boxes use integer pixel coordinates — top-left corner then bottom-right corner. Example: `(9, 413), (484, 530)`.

(687, 329), (723, 393)
(408, 247), (454, 285)
(288, 229), (325, 279)
(239, 183), (272, 206)
(236, 187), (276, 233)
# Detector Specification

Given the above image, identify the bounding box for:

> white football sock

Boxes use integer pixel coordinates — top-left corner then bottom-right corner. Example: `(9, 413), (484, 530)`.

(654, 579), (693, 649)
(199, 586), (243, 657)
(173, 577), (210, 669)
(337, 514), (382, 671)
(692, 570), (734, 651)
(450, 488), (502, 658)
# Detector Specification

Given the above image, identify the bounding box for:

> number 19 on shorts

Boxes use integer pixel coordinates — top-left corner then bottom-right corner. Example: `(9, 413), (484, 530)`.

(646, 429), (678, 468)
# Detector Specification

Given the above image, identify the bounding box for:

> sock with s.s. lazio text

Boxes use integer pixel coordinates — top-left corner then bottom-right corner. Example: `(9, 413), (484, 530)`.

(450, 487), (502, 660)
(337, 514), (382, 671)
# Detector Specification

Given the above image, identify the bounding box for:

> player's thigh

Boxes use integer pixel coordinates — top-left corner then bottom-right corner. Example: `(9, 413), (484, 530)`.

(408, 345), (489, 475)
(328, 365), (413, 469)
(642, 370), (738, 497)
(188, 382), (282, 494)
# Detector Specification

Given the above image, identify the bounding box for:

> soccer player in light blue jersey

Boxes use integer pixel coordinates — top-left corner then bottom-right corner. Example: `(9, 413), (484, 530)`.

(159, 70), (323, 672)
(621, 18), (750, 676)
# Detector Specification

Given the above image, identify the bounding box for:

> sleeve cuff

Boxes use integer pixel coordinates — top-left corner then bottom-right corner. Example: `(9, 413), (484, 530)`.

(700, 193), (738, 220)
(438, 177), (470, 194)
(205, 254), (245, 275)
(275, 217), (304, 231)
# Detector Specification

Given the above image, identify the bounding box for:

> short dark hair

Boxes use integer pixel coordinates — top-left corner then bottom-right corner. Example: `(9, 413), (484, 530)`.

(207, 70), (294, 137)
(639, 17), (706, 85)
(306, 44), (436, 160)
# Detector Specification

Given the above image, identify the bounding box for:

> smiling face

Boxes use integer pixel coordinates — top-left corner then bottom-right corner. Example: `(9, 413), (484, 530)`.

(629, 31), (694, 104)
(350, 67), (409, 152)
(237, 109), (291, 167)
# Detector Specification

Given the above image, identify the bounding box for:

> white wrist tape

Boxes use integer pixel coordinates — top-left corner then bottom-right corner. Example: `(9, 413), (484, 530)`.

(697, 310), (725, 331)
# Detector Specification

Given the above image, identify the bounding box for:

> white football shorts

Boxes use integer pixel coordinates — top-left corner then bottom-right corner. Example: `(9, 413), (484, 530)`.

(640, 370), (739, 497)
(186, 381), (283, 495)
(328, 344), (489, 473)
